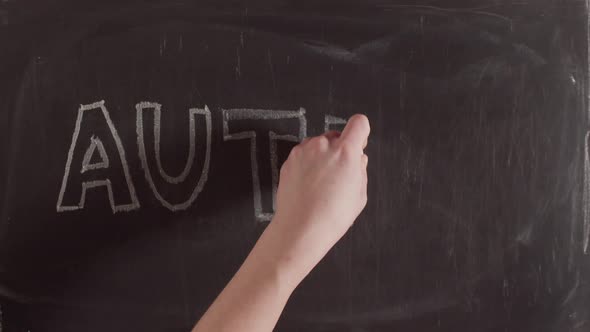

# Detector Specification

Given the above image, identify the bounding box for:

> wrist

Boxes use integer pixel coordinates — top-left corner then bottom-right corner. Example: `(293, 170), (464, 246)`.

(252, 222), (309, 287)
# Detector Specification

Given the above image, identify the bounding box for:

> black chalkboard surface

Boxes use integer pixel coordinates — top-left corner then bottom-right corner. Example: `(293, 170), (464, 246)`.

(1, 1), (589, 331)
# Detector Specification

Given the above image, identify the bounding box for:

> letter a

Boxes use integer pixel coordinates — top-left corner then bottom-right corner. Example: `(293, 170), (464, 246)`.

(56, 101), (140, 213)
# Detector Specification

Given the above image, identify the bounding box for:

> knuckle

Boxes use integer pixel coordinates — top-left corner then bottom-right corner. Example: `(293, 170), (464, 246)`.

(307, 137), (319, 146)
(290, 144), (302, 156)
(305, 136), (329, 152)
(338, 144), (356, 160)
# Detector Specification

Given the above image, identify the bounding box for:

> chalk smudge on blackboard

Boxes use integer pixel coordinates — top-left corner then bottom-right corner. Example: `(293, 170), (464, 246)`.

(159, 34), (167, 56)
(267, 50), (277, 93)
(235, 47), (241, 78)
(377, 4), (513, 24)
(136, 102), (212, 211)
(223, 108), (306, 222)
(0, 10), (7, 25)
(296, 296), (456, 325)
(303, 41), (357, 63)
(57, 101), (140, 213)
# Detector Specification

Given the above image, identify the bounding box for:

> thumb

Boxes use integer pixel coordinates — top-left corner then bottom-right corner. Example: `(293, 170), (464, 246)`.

(340, 114), (370, 149)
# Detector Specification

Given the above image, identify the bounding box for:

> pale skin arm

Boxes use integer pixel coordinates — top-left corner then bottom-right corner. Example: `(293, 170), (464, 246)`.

(192, 114), (370, 332)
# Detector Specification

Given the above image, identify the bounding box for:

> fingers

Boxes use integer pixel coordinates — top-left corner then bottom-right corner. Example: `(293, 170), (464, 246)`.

(361, 154), (368, 205)
(323, 130), (341, 141)
(340, 114), (370, 150)
(362, 154), (368, 186)
(300, 137), (311, 145)
(299, 131), (340, 147)
(297, 115), (369, 154)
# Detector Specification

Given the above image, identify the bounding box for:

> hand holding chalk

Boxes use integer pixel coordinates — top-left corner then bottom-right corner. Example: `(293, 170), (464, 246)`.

(193, 114), (370, 332)
(267, 114), (370, 285)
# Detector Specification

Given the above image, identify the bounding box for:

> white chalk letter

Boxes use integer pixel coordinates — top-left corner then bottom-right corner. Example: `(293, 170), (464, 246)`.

(136, 102), (212, 211)
(222, 108), (307, 222)
(57, 101), (140, 213)
(324, 114), (347, 132)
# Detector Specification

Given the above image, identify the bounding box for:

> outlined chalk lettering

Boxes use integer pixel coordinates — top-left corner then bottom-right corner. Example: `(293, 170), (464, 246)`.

(57, 101), (140, 213)
(222, 108), (306, 222)
(324, 114), (347, 132)
(136, 102), (212, 211)
(81, 136), (110, 173)
(58, 101), (340, 219)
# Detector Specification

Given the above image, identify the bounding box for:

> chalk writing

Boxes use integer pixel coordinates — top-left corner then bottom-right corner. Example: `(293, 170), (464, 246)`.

(324, 114), (347, 132)
(58, 101), (350, 221)
(222, 108), (307, 221)
(57, 101), (140, 213)
(136, 102), (212, 211)
(80, 136), (110, 173)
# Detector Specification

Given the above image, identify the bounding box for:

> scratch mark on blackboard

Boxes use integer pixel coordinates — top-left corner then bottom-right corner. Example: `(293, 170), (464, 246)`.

(583, 130), (590, 254)
(586, 0), (590, 121)
(517, 221), (534, 246)
(512, 44), (546, 66)
(235, 47), (241, 78)
(476, 60), (492, 87)
(302, 41), (357, 63)
(0, 283), (36, 303)
(585, 0), (590, 254)
(420, 15), (425, 35)
(159, 35), (167, 56)
(399, 69), (406, 110)
(296, 296), (456, 324)
(355, 35), (394, 60)
(378, 4), (513, 24)
(267, 49), (277, 93)
(560, 270), (580, 306)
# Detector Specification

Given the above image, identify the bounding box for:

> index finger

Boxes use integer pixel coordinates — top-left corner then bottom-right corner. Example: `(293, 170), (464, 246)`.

(339, 114), (370, 149)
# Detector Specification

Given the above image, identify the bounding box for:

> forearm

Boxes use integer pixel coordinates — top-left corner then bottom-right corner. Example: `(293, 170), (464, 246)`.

(192, 114), (370, 332)
(192, 219), (304, 332)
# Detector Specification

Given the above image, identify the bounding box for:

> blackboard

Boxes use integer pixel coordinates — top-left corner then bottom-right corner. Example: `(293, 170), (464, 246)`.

(1, 0), (589, 331)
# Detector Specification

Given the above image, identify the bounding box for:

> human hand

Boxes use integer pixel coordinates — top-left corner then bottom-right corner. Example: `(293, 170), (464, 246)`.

(192, 115), (369, 332)
(266, 114), (370, 284)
